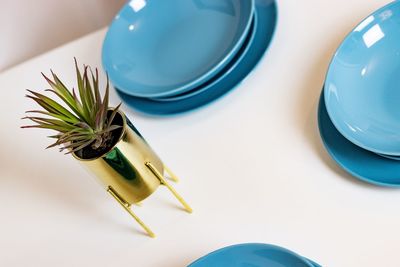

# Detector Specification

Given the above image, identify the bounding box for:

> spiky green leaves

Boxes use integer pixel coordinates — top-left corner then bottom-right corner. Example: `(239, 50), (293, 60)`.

(22, 58), (122, 154)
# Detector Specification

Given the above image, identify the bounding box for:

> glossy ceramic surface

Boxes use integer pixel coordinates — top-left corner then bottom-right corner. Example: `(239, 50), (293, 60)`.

(103, 0), (254, 98)
(188, 243), (314, 267)
(319, 89), (400, 187)
(377, 153), (400, 161)
(116, 0), (277, 115)
(324, 1), (400, 156)
(150, 15), (256, 103)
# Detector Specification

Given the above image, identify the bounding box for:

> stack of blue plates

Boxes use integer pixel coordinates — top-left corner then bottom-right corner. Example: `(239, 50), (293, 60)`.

(102, 0), (277, 115)
(319, 1), (400, 187)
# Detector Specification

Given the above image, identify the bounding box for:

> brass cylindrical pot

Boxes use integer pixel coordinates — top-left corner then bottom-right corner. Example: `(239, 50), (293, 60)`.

(73, 111), (162, 204)
(72, 111), (191, 237)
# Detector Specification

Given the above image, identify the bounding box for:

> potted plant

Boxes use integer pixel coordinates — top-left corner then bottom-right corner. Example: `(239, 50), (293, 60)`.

(22, 59), (192, 237)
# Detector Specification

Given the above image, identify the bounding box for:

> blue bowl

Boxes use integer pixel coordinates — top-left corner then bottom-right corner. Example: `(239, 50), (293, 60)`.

(116, 0), (277, 116)
(319, 88), (400, 187)
(103, 0), (254, 98)
(149, 14), (256, 103)
(324, 1), (400, 156)
(188, 243), (315, 267)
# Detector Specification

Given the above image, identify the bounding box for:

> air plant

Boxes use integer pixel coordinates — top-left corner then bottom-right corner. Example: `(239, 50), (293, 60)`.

(22, 59), (122, 154)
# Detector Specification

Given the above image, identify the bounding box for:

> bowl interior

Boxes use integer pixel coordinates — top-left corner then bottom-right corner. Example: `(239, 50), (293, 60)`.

(325, 1), (400, 155)
(149, 13), (257, 102)
(102, 0), (254, 97)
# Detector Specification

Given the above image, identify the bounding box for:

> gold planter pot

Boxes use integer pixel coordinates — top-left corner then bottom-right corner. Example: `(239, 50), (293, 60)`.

(73, 111), (191, 237)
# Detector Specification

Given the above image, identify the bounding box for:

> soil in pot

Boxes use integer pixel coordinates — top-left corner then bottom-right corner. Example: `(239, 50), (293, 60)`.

(73, 111), (124, 160)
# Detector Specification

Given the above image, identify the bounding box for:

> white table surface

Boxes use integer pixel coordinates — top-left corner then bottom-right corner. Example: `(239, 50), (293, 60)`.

(1, 0), (399, 266)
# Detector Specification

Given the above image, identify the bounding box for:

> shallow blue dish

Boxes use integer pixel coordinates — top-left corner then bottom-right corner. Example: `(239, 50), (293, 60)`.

(149, 13), (256, 103)
(319, 89), (400, 187)
(188, 243), (315, 267)
(116, 0), (277, 115)
(103, 0), (254, 98)
(324, 1), (400, 156)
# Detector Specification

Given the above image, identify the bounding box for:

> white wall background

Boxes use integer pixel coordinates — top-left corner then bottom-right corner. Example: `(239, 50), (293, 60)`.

(0, 0), (125, 71)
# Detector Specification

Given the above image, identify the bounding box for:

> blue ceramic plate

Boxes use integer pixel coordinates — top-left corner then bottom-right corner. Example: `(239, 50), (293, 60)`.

(116, 0), (277, 115)
(324, 1), (400, 156)
(188, 243), (315, 267)
(103, 0), (254, 98)
(149, 14), (257, 103)
(319, 89), (400, 187)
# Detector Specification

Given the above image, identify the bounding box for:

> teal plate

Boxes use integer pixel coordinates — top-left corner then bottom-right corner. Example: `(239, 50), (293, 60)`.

(188, 243), (316, 267)
(149, 13), (256, 103)
(324, 1), (400, 156)
(103, 0), (254, 98)
(116, 0), (277, 116)
(318, 89), (400, 187)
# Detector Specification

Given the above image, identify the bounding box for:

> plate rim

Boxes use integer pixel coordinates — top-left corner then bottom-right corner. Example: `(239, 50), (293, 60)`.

(318, 88), (400, 187)
(188, 243), (315, 267)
